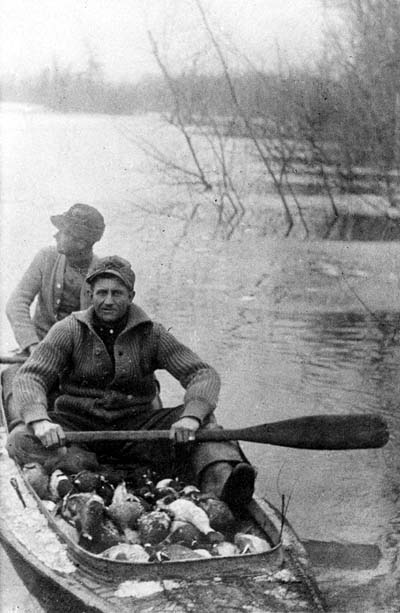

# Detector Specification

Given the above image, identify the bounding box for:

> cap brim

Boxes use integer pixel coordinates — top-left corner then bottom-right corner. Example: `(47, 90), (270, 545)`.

(50, 214), (67, 229)
(86, 269), (132, 289)
(51, 214), (104, 243)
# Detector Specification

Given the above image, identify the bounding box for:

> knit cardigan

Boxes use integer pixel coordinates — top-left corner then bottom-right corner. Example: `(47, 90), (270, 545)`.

(14, 304), (221, 426)
(6, 246), (99, 351)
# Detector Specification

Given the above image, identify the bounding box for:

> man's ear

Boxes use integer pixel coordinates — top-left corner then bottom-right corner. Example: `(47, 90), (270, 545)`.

(129, 290), (136, 302)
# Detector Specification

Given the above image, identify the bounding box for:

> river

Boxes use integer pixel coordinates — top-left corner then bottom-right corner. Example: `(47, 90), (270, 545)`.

(1, 106), (400, 612)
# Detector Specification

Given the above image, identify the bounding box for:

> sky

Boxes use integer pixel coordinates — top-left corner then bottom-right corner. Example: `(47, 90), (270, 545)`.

(0, 0), (329, 82)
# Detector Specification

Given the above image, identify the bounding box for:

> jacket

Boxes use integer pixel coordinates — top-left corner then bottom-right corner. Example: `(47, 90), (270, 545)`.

(6, 246), (100, 351)
(14, 304), (221, 426)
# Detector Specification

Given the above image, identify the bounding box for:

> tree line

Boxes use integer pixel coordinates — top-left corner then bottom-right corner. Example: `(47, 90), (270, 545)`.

(1, 0), (399, 237)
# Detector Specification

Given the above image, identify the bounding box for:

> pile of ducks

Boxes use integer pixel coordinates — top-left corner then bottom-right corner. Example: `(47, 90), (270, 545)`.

(21, 462), (271, 562)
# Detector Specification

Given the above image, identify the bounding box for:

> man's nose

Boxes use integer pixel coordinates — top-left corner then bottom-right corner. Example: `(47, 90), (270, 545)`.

(104, 291), (114, 303)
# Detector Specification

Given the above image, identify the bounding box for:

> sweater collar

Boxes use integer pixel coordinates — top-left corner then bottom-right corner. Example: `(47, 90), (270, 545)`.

(73, 303), (152, 332)
(56, 250), (100, 270)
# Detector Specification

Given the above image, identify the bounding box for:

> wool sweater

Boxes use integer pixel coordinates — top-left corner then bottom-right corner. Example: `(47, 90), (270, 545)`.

(14, 304), (221, 426)
(6, 246), (99, 351)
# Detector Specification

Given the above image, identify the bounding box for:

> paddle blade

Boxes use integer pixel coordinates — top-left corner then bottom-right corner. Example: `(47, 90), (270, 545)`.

(65, 413), (389, 450)
(201, 414), (389, 450)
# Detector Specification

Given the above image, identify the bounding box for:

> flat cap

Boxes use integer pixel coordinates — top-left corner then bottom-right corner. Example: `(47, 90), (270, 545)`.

(86, 255), (135, 290)
(51, 203), (105, 243)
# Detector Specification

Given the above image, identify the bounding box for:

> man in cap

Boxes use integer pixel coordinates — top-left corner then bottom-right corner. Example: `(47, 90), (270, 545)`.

(7, 256), (256, 511)
(3, 203), (105, 429)
(7, 203), (105, 351)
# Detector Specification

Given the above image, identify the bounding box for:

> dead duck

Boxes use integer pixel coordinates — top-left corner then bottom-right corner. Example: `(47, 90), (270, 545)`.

(98, 466), (127, 487)
(127, 467), (159, 505)
(180, 485), (201, 502)
(73, 470), (101, 493)
(107, 482), (145, 531)
(101, 543), (150, 562)
(154, 477), (184, 499)
(53, 515), (80, 544)
(155, 477), (174, 491)
(145, 543), (203, 563)
(197, 494), (236, 535)
(49, 469), (74, 501)
(61, 492), (123, 554)
(133, 485), (156, 507)
(153, 480), (180, 502)
(123, 528), (142, 545)
(169, 520), (202, 548)
(71, 470), (114, 505)
(156, 543), (204, 561)
(158, 498), (223, 543)
(234, 532), (271, 555)
(96, 475), (115, 506)
(82, 522), (122, 554)
(213, 541), (240, 557)
(137, 510), (172, 545)
(61, 492), (93, 524)
(128, 465), (158, 490)
(192, 548), (213, 558)
(62, 492), (104, 536)
(22, 463), (51, 500)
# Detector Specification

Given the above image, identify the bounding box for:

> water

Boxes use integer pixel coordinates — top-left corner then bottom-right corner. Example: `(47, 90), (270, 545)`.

(1, 106), (400, 611)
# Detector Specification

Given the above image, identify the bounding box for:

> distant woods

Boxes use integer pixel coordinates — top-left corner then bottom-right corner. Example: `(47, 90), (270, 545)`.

(2, 0), (399, 238)
(1, 58), (168, 116)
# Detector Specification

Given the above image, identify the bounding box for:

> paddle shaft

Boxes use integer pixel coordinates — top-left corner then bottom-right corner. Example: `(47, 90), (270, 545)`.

(66, 414), (389, 450)
(0, 355), (26, 364)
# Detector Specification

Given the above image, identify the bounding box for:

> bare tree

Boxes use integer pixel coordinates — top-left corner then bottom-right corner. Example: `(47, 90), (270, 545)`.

(131, 0), (400, 239)
(122, 29), (250, 239)
(316, 1), (400, 200)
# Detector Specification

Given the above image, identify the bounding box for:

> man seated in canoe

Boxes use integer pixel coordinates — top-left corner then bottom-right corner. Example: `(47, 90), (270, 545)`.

(6, 255), (256, 513)
(2, 203), (106, 431)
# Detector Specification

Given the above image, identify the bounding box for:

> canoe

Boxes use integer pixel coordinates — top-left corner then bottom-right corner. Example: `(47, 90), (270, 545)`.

(0, 378), (326, 612)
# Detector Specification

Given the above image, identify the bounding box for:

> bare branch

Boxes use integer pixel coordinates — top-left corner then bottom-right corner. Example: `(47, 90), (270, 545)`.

(148, 30), (212, 192)
(193, 0), (294, 235)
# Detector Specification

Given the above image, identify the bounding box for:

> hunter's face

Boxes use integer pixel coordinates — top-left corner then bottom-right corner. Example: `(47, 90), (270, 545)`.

(90, 276), (134, 323)
(54, 229), (89, 257)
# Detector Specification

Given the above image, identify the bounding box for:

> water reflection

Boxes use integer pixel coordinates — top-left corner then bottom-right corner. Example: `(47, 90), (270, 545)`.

(268, 311), (400, 423)
(228, 308), (400, 610)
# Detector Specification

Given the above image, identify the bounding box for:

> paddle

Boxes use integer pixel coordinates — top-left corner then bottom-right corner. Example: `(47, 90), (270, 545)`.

(0, 355), (27, 364)
(66, 413), (389, 450)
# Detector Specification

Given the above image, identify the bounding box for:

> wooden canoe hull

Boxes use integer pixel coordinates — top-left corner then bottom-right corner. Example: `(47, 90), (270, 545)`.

(0, 378), (325, 612)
